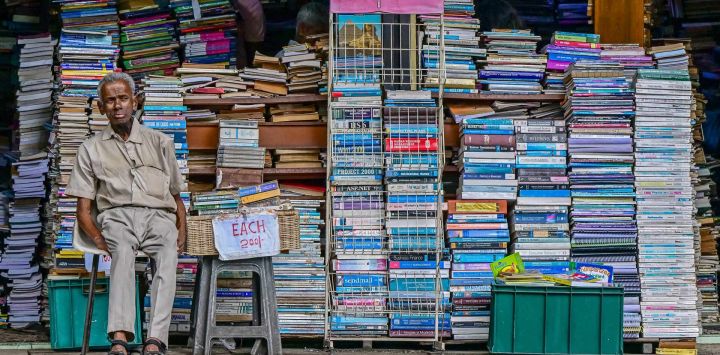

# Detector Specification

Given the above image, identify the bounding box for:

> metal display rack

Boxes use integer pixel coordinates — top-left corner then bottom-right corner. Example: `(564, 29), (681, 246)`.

(324, 4), (448, 349)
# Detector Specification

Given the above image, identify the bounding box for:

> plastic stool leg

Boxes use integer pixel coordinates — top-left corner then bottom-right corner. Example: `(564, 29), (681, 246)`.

(81, 254), (100, 355)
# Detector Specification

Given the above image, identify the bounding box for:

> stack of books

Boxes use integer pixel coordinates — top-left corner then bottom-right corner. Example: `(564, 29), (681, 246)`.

(383, 90), (447, 338)
(447, 199), (508, 341)
(171, 0), (237, 67)
(0, 154), (50, 328)
(480, 29), (545, 95)
(269, 103), (320, 123)
(16, 34), (54, 155)
(217, 119), (264, 169)
(600, 44), (653, 80)
(649, 43), (690, 69)
(511, 94), (571, 270)
(241, 54), (289, 97)
(698, 215), (720, 331)
(177, 64), (247, 99)
(118, 0), (180, 80)
(564, 60), (640, 339)
(88, 98), (108, 134)
(332, 14), (382, 106)
(141, 75), (189, 208)
(272, 199), (326, 336)
(635, 68), (698, 338)
(281, 42), (323, 94)
(542, 31), (600, 94)
(190, 191), (238, 216)
(457, 113), (517, 200)
(55, 0), (120, 47)
(420, 1), (483, 94)
(273, 149), (323, 169)
(215, 272), (253, 323)
(556, 0), (592, 28)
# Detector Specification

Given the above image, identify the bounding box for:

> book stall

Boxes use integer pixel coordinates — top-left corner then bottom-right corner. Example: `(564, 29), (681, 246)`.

(0, 0), (717, 354)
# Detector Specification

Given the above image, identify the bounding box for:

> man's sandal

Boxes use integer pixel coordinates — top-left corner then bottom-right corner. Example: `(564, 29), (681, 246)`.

(142, 338), (167, 355)
(108, 339), (130, 355)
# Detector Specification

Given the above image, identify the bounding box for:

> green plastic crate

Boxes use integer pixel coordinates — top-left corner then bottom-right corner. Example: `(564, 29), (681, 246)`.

(489, 285), (624, 355)
(48, 277), (143, 350)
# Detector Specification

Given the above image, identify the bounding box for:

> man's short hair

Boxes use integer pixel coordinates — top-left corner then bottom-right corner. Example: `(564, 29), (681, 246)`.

(97, 72), (135, 102)
(296, 2), (328, 34)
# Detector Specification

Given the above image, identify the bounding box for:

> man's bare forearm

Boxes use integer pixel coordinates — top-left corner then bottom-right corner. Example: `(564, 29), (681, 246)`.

(172, 194), (186, 229)
(77, 197), (102, 240)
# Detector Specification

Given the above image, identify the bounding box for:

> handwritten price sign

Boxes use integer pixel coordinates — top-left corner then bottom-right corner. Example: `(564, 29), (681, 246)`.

(212, 211), (280, 261)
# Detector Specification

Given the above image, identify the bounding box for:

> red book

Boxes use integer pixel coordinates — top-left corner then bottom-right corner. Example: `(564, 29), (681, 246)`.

(193, 87), (225, 94)
(462, 134), (515, 147)
(384, 138), (438, 152)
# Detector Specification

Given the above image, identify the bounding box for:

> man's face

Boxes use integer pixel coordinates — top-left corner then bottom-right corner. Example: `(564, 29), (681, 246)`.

(98, 80), (137, 127)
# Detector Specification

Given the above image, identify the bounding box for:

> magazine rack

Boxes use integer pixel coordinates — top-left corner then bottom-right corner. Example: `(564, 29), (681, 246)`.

(325, 1), (447, 349)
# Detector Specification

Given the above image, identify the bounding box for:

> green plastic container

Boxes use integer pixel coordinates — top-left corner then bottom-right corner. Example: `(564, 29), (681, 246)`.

(489, 285), (624, 355)
(48, 277), (143, 350)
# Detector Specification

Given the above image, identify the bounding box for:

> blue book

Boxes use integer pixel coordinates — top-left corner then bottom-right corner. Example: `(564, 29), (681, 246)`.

(518, 190), (571, 197)
(447, 230), (510, 238)
(237, 181), (278, 197)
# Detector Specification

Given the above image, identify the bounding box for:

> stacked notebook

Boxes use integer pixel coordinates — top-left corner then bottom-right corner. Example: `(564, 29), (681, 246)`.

(16, 34), (54, 156)
(272, 199), (326, 335)
(171, 0), (237, 67)
(118, 0), (180, 80)
(176, 64), (246, 99)
(55, 0), (120, 47)
(88, 98), (108, 134)
(383, 90), (447, 338)
(447, 199), (508, 340)
(480, 29), (545, 94)
(0, 154), (50, 328)
(649, 43), (691, 70)
(635, 68), (698, 338)
(564, 60), (640, 339)
(420, 1), (483, 94)
(216, 119), (264, 169)
(698, 215), (720, 331)
(542, 31), (600, 94)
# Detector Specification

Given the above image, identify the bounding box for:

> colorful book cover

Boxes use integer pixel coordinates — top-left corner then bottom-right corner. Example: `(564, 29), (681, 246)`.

(490, 253), (525, 278)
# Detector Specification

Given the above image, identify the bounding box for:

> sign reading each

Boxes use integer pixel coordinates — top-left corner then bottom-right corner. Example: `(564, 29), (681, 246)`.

(212, 211), (280, 260)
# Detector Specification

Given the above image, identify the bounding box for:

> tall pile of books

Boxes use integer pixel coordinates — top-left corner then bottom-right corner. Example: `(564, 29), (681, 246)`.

(480, 29), (545, 95)
(281, 42), (323, 94)
(457, 110), (516, 201)
(383, 90), (447, 339)
(16, 34), (54, 156)
(0, 154), (50, 328)
(698, 214), (720, 332)
(420, 1), (483, 94)
(216, 120), (264, 170)
(635, 68), (699, 338)
(118, 1), (180, 80)
(542, 31), (600, 94)
(447, 199), (508, 340)
(171, 0), (237, 67)
(272, 199), (326, 336)
(140, 75), (189, 208)
(564, 60), (640, 339)
(512, 97), (571, 270)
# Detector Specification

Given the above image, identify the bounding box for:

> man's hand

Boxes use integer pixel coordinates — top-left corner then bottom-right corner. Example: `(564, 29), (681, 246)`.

(177, 227), (187, 253)
(93, 236), (111, 254)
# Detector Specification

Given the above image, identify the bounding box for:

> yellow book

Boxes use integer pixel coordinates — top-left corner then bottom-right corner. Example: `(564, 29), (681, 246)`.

(240, 189), (281, 204)
(656, 348), (697, 355)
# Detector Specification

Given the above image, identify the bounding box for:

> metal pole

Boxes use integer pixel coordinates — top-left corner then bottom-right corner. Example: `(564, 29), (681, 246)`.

(82, 254), (100, 355)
